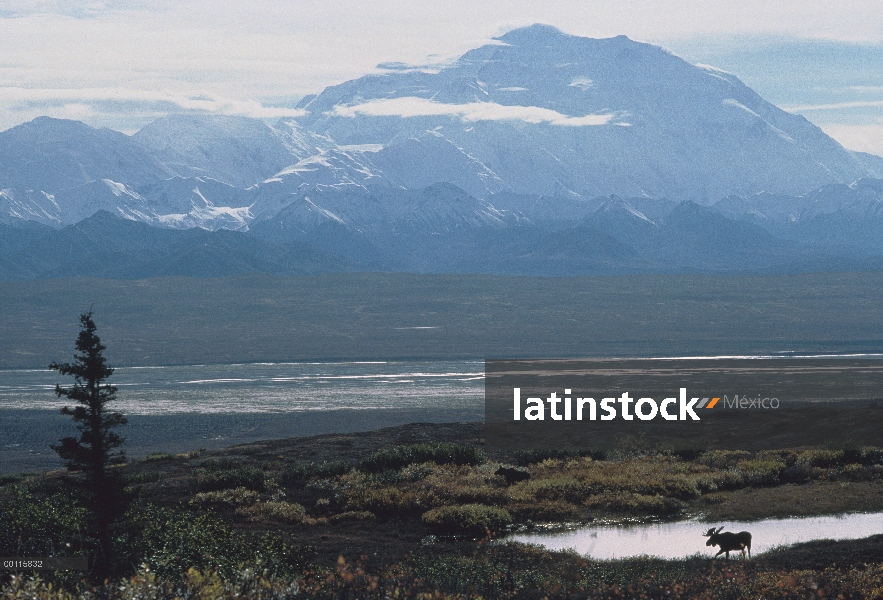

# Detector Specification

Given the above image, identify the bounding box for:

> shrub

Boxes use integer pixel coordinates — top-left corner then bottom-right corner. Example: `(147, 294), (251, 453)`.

(196, 462), (265, 492)
(860, 447), (883, 465)
(143, 453), (175, 462)
(835, 463), (873, 481)
(359, 443), (486, 473)
(0, 485), (87, 558)
(656, 443), (709, 461)
(130, 504), (312, 579)
(585, 491), (685, 515)
(422, 504), (512, 535)
(508, 500), (584, 522)
(279, 461), (352, 483)
(399, 462), (444, 481)
(328, 511), (376, 523)
(126, 471), (164, 484)
(0, 474), (24, 486)
(513, 447), (606, 467)
(737, 458), (786, 486)
(237, 501), (316, 525)
(702, 492), (727, 504)
(795, 449), (843, 468)
(699, 450), (751, 469)
(345, 486), (430, 517)
(134, 505), (254, 578)
(780, 463), (813, 483)
(508, 476), (589, 504)
(189, 487), (260, 507)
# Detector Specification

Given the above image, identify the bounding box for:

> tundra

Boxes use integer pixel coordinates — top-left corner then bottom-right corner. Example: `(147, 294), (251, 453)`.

(703, 526), (752, 559)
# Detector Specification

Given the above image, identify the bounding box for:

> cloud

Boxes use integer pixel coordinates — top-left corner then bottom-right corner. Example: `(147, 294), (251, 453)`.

(0, 0), (172, 18)
(331, 97), (616, 126)
(0, 87), (305, 130)
(820, 123), (883, 155)
(783, 100), (883, 111)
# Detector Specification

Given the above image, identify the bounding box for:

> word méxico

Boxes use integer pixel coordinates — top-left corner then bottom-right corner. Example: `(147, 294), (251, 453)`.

(722, 395), (780, 409)
(512, 388), (713, 421)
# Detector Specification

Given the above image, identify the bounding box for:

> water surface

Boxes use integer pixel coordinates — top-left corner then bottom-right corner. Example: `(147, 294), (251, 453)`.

(0, 360), (484, 414)
(506, 512), (883, 559)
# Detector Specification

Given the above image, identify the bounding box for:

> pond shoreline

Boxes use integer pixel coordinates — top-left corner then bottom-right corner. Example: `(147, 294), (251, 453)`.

(505, 511), (883, 560)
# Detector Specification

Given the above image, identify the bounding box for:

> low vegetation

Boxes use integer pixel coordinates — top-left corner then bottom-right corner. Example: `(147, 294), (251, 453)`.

(2, 425), (883, 598)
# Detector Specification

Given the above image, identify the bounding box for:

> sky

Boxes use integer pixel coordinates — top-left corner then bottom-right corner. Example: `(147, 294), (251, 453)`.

(1, 0), (882, 155)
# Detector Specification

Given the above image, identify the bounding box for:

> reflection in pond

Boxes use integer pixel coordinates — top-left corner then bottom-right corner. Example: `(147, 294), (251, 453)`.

(505, 512), (883, 559)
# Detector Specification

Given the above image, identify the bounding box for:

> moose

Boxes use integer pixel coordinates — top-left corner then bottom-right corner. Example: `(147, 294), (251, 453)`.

(702, 526), (752, 559)
(495, 465), (530, 485)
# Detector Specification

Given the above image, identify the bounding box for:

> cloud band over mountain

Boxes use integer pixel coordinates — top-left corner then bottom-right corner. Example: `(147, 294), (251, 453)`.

(330, 97), (619, 127)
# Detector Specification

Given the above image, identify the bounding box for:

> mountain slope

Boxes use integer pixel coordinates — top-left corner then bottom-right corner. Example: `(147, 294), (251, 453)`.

(132, 114), (320, 188)
(293, 24), (872, 201)
(0, 117), (171, 193)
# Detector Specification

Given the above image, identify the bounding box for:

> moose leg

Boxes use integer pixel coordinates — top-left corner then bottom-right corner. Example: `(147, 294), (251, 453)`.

(715, 549), (728, 559)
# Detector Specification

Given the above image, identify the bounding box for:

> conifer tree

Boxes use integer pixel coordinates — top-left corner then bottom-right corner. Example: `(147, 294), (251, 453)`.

(50, 310), (128, 581)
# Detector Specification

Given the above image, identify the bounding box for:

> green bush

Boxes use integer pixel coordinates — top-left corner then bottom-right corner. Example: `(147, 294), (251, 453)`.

(860, 448), (883, 465)
(345, 486), (426, 517)
(328, 510), (376, 523)
(0, 485), (87, 557)
(126, 471), (164, 484)
(143, 453), (175, 462)
(196, 461), (265, 492)
(585, 491), (685, 515)
(189, 487), (260, 507)
(699, 450), (752, 469)
(280, 460), (352, 482)
(796, 449), (844, 468)
(737, 458), (786, 486)
(656, 442), (709, 461)
(0, 474), (23, 486)
(508, 476), (589, 503)
(508, 500), (584, 522)
(127, 504), (312, 579)
(513, 447), (606, 467)
(237, 501), (315, 525)
(359, 443), (486, 473)
(421, 504), (512, 535)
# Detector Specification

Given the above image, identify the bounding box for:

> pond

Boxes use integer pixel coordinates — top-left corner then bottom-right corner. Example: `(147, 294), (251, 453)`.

(505, 512), (883, 559)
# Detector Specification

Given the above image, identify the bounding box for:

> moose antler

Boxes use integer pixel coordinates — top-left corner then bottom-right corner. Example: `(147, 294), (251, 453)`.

(715, 526), (725, 534)
(702, 527), (717, 536)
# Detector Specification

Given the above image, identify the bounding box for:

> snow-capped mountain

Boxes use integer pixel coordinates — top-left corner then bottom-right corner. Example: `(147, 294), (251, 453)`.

(2, 25), (883, 279)
(3, 24), (881, 234)
(293, 24), (872, 201)
(132, 114), (325, 188)
(0, 117), (171, 194)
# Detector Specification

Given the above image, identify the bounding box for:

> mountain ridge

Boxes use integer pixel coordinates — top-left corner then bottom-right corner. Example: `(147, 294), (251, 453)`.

(1, 25), (882, 278)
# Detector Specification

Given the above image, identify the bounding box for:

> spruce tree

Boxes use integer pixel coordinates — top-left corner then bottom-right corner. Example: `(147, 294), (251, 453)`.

(50, 310), (128, 581)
